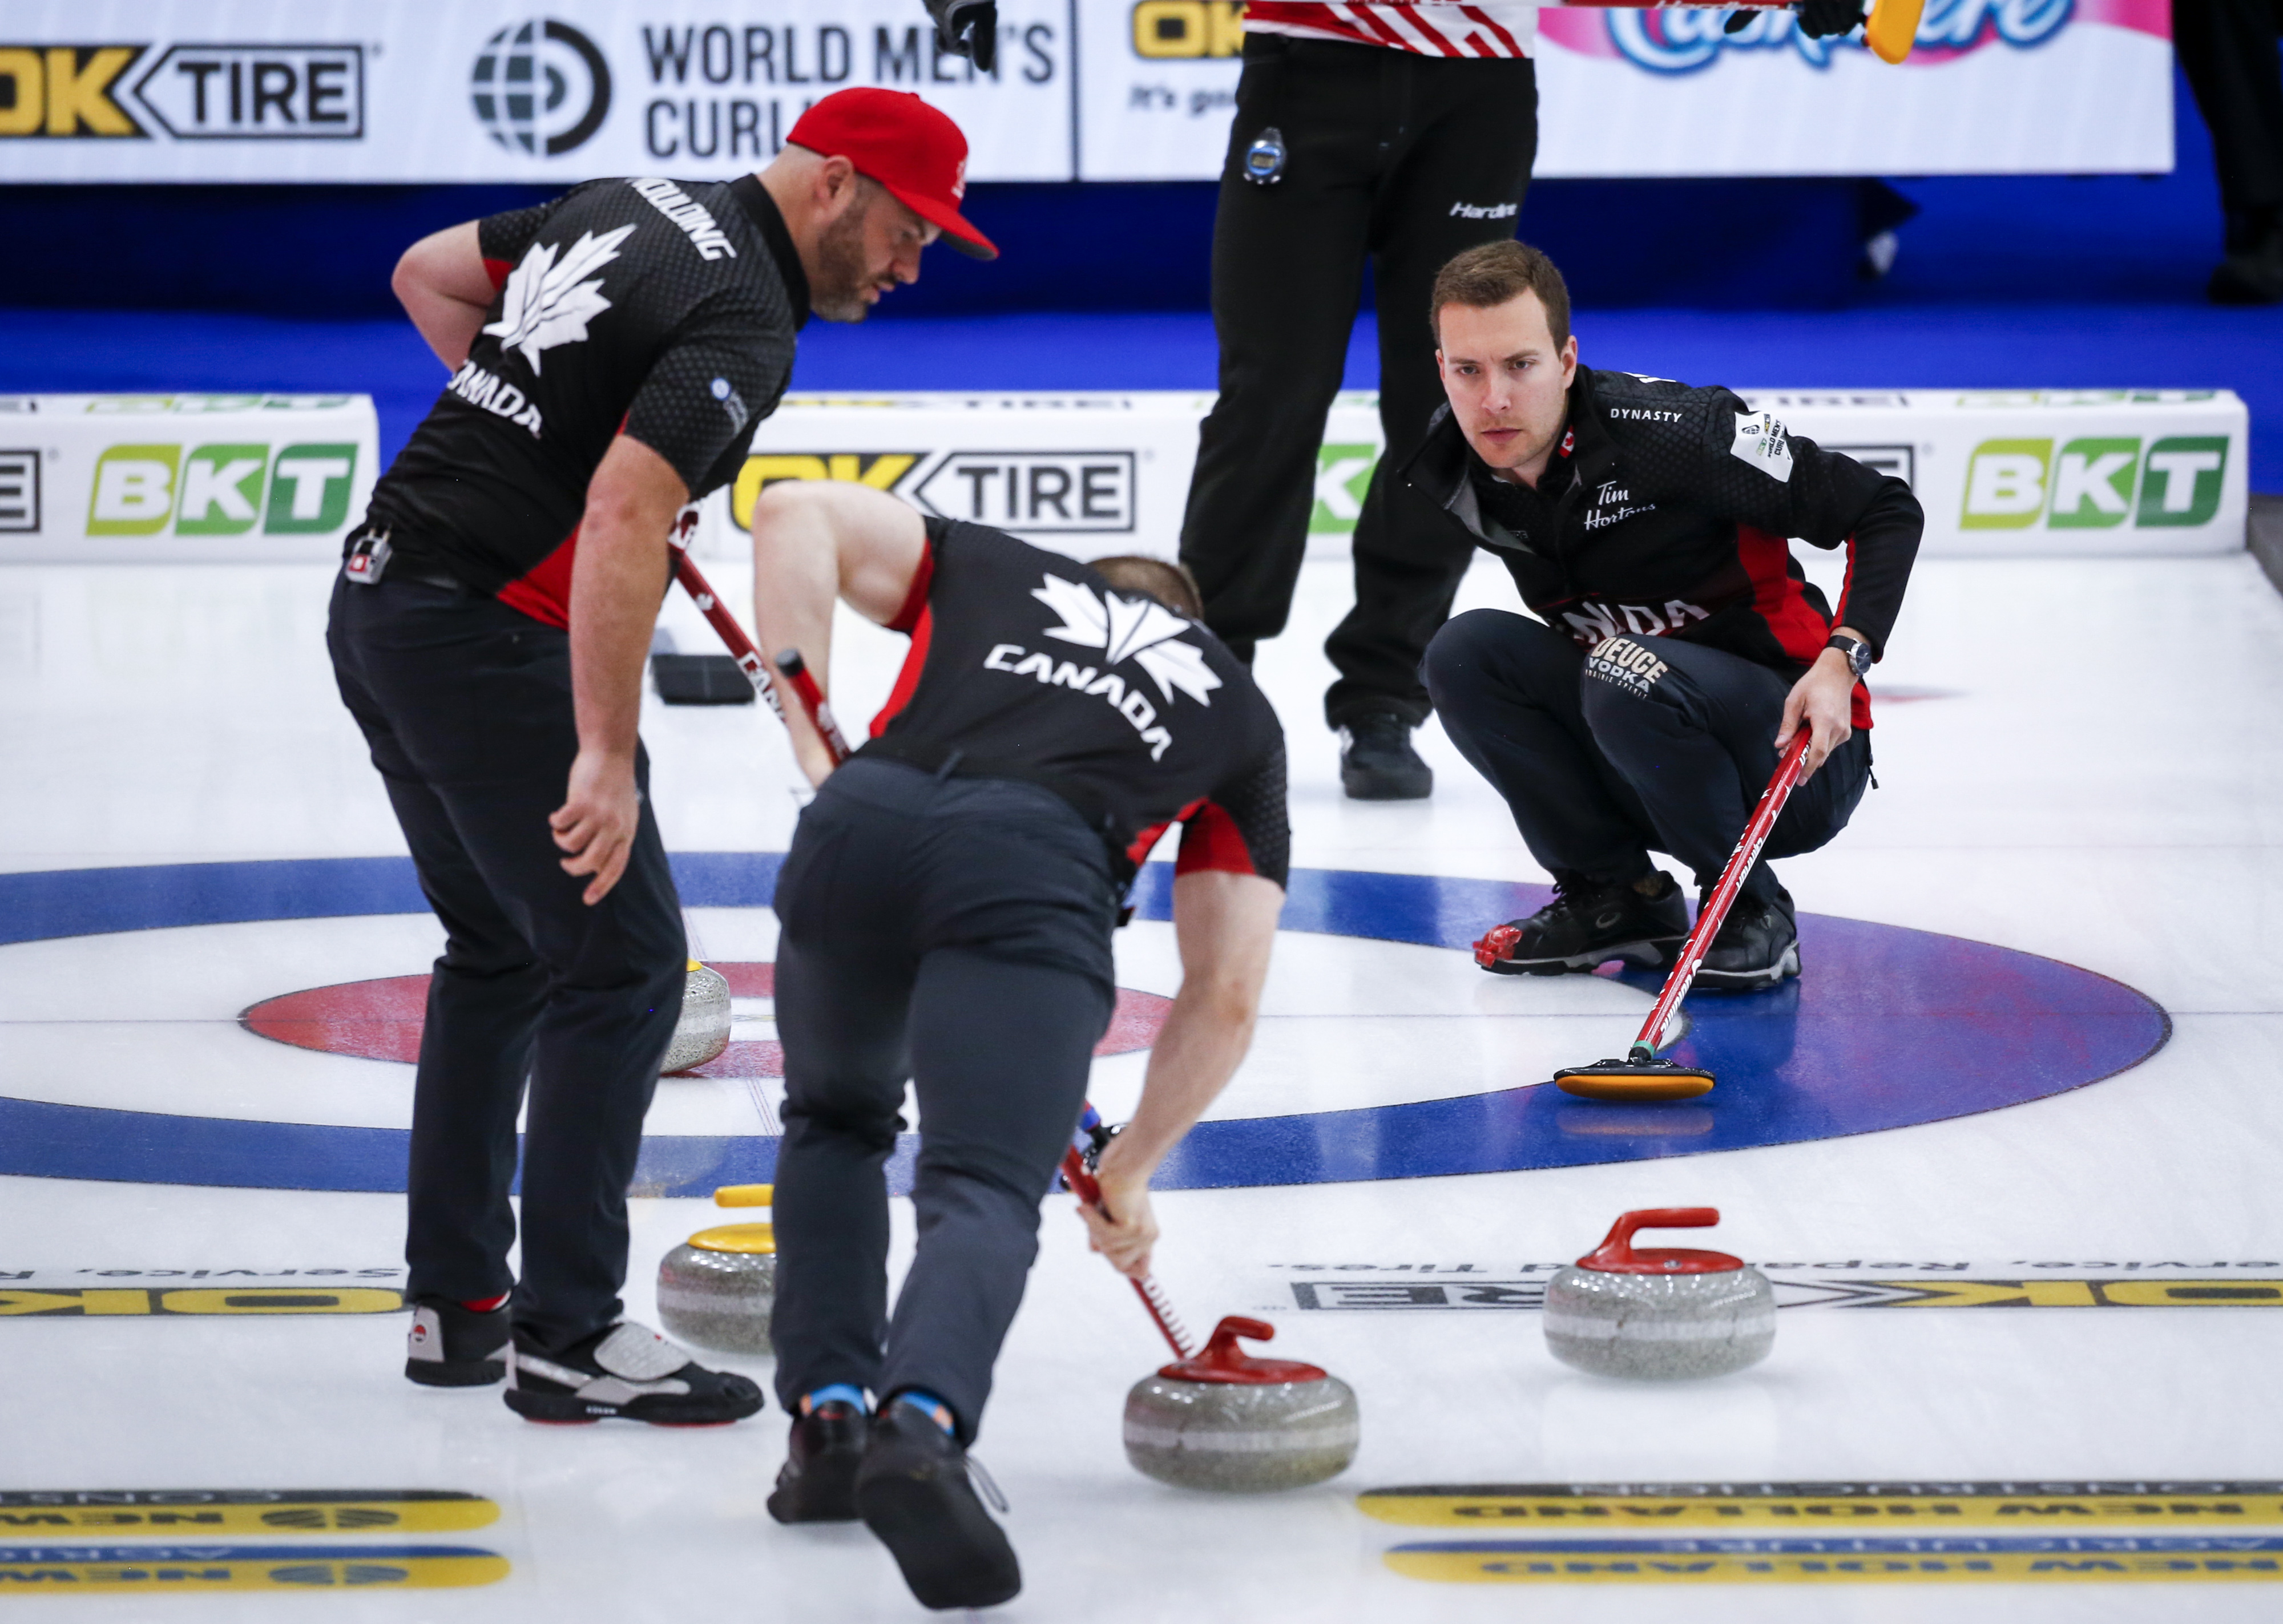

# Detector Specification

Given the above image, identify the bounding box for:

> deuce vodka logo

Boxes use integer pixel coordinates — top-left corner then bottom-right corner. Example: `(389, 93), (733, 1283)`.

(1961, 436), (2229, 532)
(86, 443), (358, 537)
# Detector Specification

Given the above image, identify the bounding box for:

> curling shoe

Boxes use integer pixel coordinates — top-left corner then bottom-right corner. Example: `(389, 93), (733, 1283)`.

(1338, 713), (1432, 801)
(503, 1319), (764, 1425)
(1475, 870), (1687, 976)
(767, 1399), (871, 1524)
(856, 1403), (1021, 1611)
(404, 1295), (511, 1387)
(1694, 887), (1800, 991)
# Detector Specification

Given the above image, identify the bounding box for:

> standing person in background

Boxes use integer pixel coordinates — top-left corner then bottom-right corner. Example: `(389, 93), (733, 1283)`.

(2175, 0), (2283, 305)
(929, 0), (1539, 800)
(328, 88), (994, 1423)
(1180, 2), (1540, 801)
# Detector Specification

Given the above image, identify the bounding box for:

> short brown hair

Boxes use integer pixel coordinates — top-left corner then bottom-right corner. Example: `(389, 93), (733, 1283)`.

(1430, 240), (1571, 352)
(1093, 555), (1203, 619)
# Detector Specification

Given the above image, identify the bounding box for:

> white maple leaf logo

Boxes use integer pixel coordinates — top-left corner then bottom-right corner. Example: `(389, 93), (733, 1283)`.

(1032, 573), (1221, 707)
(482, 225), (636, 373)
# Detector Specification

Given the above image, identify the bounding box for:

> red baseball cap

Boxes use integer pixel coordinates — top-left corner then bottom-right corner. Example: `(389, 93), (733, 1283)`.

(786, 88), (997, 261)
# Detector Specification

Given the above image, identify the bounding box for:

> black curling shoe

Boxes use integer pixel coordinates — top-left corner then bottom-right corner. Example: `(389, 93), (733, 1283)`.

(1695, 888), (1801, 991)
(855, 1405), (1021, 1611)
(404, 1296), (511, 1387)
(1338, 713), (1433, 801)
(767, 1400), (870, 1524)
(503, 1320), (764, 1425)
(1474, 870), (1687, 976)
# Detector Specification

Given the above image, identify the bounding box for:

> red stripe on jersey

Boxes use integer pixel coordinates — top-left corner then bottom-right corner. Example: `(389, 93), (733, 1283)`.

(1399, 6), (1461, 53)
(496, 526), (578, 629)
(1459, 3), (1525, 54)
(1173, 800), (1260, 879)
(870, 605), (934, 738)
(1738, 524), (1871, 731)
(887, 540), (936, 634)
(1127, 797), (1207, 872)
(483, 257), (513, 292)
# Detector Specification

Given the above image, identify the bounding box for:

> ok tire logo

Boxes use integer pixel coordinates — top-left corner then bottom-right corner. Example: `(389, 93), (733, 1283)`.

(1961, 435), (2229, 531)
(87, 443), (358, 538)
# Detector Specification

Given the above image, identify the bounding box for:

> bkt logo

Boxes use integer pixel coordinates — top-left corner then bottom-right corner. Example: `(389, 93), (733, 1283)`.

(1961, 436), (2229, 532)
(88, 443), (360, 538)
(0, 45), (363, 139)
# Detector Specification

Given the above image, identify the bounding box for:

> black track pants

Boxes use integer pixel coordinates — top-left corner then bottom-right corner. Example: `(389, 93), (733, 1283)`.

(326, 574), (686, 1352)
(2175, 0), (2283, 245)
(768, 758), (1118, 1441)
(1178, 34), (1538, 729)
(1424, 611), (1870, 903)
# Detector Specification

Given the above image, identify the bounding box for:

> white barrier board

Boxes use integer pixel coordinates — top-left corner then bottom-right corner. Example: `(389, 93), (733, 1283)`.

(0, 394), (380, 563)
(0, 1), (2170, 182)
(690, 387), (2249, 565)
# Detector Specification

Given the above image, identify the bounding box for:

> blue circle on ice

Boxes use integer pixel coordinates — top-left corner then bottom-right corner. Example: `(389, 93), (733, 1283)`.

(0, 857), (2168, 1195)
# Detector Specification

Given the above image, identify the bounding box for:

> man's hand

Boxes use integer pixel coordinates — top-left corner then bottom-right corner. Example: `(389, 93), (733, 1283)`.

(926, 0), (997, 69)
(1775, 633), (1863, 779)
(551, 748), (641, 905)
(1078, 1147), (1160, 1279)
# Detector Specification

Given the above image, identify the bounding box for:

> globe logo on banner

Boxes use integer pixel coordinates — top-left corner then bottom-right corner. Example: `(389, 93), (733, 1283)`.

(470, 19), (613, 156)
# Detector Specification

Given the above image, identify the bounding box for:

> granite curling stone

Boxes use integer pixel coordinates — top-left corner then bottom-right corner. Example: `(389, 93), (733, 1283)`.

(656, 1184), (775, 1355)
(661, 959), (732, 1074)
(1124, 1315), (1359, 1492)
(1543, 1207), (1775, 1380)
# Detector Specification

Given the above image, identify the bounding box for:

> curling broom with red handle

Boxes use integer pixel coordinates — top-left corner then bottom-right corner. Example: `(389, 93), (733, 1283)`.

(1553, 726), (1814, 1102)
(669, 551), (1198, 1358)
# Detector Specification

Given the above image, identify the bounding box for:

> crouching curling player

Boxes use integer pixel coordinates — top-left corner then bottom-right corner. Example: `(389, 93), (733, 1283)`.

(1417, 241), (1922, 988)
(748, 482), (1289, 1609)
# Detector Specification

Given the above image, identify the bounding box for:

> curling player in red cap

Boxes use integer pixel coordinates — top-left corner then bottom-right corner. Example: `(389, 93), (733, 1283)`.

(328, 88), (992, 1425)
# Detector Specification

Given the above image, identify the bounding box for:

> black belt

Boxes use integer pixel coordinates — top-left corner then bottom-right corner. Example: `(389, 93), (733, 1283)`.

(342, 524), (469, 594)
(852, 734), (1134, 886)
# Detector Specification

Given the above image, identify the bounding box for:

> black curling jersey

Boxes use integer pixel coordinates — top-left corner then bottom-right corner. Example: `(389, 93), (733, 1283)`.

(861, 519), (1290, 889)
(1406, 365), (1922, 730)
(360, 174), (809, 626)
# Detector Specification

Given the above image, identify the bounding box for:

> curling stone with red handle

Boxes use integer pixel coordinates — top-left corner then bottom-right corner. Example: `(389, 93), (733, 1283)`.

(661, 959), (732, 1074)
(1543, 1208), (1774, 1380)
(656, 1185), (775, 1355)
(1123, 1316), (1360, 1492)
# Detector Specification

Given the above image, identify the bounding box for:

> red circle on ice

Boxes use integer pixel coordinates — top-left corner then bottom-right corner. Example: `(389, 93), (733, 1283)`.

(243, 963), (1174, 1078)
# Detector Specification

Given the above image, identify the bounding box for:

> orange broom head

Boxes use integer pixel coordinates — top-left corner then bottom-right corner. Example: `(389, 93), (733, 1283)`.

(1554, 1058), (1716, 1102)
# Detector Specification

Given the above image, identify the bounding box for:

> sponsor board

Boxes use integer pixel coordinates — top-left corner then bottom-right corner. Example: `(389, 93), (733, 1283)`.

(0, 394), (377, 562)
(1384, 1534), (2283, 1585)
(0, 1288), (406, 1317)
(1269, 1259), (2283, 1314)
(0, 2), (2169, 182)
(0, 1492), (495, 1536)
(0, 2), (1071, 183)
(1086, 0), (2169, 181)
(1360, 1482), (2283, 1529)
(687, 389), (2246, 568)
(0, 1544), (507, 1591)
(687, 391), (1386, 565)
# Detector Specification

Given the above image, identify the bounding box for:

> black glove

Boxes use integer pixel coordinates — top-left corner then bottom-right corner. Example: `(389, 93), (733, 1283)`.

(926, 0), (998, 71)
(1796, 0), (1868, 37)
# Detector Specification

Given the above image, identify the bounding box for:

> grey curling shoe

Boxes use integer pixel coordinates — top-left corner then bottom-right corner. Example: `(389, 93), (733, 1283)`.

(1124, 1315), (1360, 1492)
(1543, 1207), (1775, 1380)
(661, 960), (732, 1074)
(656, 1184), (776, 1355)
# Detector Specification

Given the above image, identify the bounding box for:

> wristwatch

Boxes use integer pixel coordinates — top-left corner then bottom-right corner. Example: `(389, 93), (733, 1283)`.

(1825, 633), (1873, 678)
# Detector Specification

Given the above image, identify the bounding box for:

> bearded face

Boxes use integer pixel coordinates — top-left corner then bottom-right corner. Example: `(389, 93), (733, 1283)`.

(809, 179), (930, 324)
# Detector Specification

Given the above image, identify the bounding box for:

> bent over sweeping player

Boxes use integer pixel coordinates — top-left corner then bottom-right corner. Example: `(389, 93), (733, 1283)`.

(1414, 241), (1922, 988)
(325, 88), (994, 1422)
(745, 482), (1288, 1609)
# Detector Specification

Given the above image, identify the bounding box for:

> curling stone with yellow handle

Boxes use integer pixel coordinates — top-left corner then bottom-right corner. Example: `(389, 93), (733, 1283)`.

(656, 1185), (775, 1355)
(661, 959), (732, 1074)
